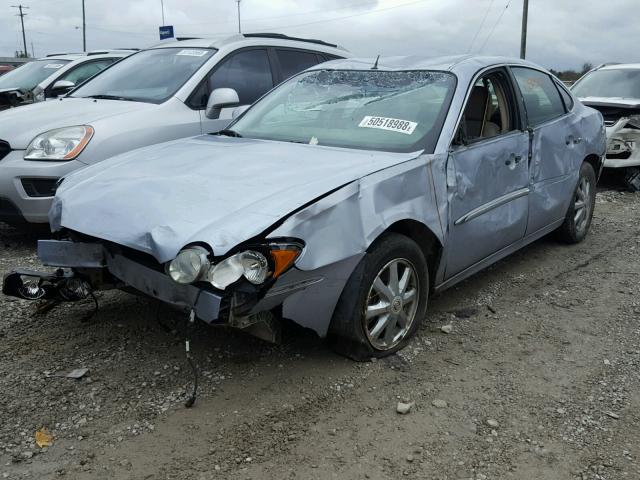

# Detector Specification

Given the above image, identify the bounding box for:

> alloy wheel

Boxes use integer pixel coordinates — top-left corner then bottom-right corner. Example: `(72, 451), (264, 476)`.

(363, 258), (420, 350)
(574, 175), (592, 232)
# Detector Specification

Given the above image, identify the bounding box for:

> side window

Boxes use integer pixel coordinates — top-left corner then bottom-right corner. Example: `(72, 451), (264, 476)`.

(60, 59), (114, 85)
(511, 67), (566, 126)
(190, 49), (273, 109)
(457, 71), (517, 144)
(554, 79), (574, 111)
(210, 49), (273, 106)
(275, 49), (319, 81)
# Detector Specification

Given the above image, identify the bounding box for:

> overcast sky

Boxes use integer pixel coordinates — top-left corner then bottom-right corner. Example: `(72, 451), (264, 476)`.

(0, 0), (636, 70)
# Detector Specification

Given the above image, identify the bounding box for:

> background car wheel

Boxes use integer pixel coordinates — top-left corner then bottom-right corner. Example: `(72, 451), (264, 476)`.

(557, 162), (596, 244)
(327, 233), (429, 361)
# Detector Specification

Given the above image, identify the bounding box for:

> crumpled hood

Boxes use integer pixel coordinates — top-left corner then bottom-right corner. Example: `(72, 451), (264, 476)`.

(578, 96), (640, 109)
(0, 97), (155, 148)
(52, 135), (421, 263)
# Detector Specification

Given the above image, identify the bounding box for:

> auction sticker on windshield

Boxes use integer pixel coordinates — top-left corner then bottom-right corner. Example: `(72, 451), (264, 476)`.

(44, 64), (65, 69)
(358, 116), (417, 135)
(176, 49), (208, 57)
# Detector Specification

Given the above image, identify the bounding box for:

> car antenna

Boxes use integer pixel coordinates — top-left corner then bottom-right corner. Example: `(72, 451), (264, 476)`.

(371, 54), (380, 70)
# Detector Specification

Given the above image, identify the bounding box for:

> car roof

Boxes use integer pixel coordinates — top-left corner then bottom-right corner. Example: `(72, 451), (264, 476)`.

(314, 55), (543, 75)
(151, 33), (348, 56)
(39, 50), (136, 61)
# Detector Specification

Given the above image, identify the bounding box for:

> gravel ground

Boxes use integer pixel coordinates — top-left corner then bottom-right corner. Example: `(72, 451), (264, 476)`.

(1, 179), (639, 480)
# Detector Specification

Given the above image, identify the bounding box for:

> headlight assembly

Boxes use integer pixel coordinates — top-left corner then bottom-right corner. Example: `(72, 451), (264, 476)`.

(167, 242), (303, 289)
(25, 125), (94, 161)
(167, 247), (211, 285)
(208, 250), (269, 289)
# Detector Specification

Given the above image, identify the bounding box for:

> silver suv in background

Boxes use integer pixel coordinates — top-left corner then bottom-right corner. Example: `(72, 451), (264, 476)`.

(0, 34), (349, 224)
(0, 50), (136, 109)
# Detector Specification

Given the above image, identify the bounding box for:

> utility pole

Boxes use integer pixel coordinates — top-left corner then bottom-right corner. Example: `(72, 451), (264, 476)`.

(82, 0), (86, 52)
(520, 0), (529, 59)
(11, 4), (29, 57)
(160, 0), (165, 24)
(236, 0), (241, 34)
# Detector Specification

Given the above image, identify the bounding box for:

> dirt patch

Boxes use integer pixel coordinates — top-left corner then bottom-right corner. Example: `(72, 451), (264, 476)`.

(1, 188), (639, 480)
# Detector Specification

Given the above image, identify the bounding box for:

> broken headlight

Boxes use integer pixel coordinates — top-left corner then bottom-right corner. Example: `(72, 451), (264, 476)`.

(208, 251), (269, 289)
(167, 243), (303, 290)
(167, 246), (211, 285)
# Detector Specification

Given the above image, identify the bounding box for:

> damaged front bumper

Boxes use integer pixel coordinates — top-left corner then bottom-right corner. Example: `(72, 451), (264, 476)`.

(604, 116), (640, 169)
(3, 239), (223, 321)
(2, 239), (357, 342)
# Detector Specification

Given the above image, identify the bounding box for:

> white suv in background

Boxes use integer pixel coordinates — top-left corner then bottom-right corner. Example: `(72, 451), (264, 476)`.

(0, 34), (350, 224)
(0, 50), (136, 109)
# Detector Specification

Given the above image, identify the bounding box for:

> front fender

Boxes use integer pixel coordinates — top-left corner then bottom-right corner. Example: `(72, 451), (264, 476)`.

(268, 154), (444, 271)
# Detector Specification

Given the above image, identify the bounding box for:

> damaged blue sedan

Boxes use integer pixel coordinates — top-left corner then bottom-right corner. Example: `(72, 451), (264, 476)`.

(3, 56), (606, 360)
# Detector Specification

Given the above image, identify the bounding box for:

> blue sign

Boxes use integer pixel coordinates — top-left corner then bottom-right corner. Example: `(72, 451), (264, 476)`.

(159, 25), (174, 40)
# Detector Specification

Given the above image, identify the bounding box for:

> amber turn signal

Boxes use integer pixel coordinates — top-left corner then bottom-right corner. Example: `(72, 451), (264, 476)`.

(270, 248), (301, 278)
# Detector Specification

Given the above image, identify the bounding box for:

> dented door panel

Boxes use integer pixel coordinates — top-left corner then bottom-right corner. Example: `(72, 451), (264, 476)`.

(445, 132), (530, 277)
(527, 114), (584, 234)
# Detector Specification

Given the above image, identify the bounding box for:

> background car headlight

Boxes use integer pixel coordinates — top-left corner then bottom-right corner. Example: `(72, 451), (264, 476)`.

(25, 125), (94, 161)
(167, 247), (210, 285)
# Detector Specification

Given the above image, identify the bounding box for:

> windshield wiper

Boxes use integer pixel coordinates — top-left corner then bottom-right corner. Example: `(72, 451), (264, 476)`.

(83, 94), (134, 101)
(215, 129), (242, 138)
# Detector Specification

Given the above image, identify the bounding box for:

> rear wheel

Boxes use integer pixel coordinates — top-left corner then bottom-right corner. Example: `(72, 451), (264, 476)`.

(557, 162), (596, 244)
(328, 233), (429, 361)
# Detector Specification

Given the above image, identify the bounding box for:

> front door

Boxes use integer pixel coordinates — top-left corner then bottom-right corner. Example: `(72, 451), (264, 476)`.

(445, 69), (530, 278)
(195, 48), (276, 134)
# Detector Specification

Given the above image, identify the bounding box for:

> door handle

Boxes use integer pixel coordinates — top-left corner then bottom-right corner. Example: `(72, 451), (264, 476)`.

(505, 154), (523, 166)
(565, 135), (574, 145)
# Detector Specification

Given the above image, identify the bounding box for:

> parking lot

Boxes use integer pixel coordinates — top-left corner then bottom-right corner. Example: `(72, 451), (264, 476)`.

(0, 175), (638, 480)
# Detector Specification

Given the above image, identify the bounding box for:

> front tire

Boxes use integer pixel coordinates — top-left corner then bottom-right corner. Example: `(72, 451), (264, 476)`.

(327, 233), (429, 361)
(557, 162), (596, 244)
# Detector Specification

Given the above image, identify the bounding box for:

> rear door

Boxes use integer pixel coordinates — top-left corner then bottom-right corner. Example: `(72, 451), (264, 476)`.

(271, 48), (326, 84)
(445, 68), (530, 278)
(510, 67), (584, 234)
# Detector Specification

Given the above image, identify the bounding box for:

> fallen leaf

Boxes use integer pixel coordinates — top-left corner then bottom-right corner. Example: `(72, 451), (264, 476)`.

(66, 368), (89, 379)
(35, 427), (53, 448)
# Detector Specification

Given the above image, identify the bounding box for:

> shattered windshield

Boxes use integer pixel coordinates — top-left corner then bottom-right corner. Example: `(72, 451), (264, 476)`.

(230, 69), (456, 153)
(572, 69), (640, 99)
(0, 59), (71, 91)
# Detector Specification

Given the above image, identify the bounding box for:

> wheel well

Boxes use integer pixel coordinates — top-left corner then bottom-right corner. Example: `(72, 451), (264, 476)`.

(381, 220), (443, 292)
(584, 154), (602, 180)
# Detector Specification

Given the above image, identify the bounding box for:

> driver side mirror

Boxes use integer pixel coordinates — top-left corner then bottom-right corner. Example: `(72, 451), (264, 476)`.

(205, 88), (240, 119)
(51, 80), (75, 97)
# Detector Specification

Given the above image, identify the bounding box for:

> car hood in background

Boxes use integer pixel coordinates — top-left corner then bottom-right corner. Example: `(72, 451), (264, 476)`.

(578, 96), (640, 109)
(51, 135), (422, 263)
(0, 97), (156, 148)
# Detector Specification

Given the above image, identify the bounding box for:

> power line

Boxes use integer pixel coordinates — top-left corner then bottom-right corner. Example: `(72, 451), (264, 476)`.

(467, 0), (495, 53)
(11, 4), (29, 57)
(478, 0), (513, 52)
(180, 0), (400, 27)
(182, 0), (431, 36)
